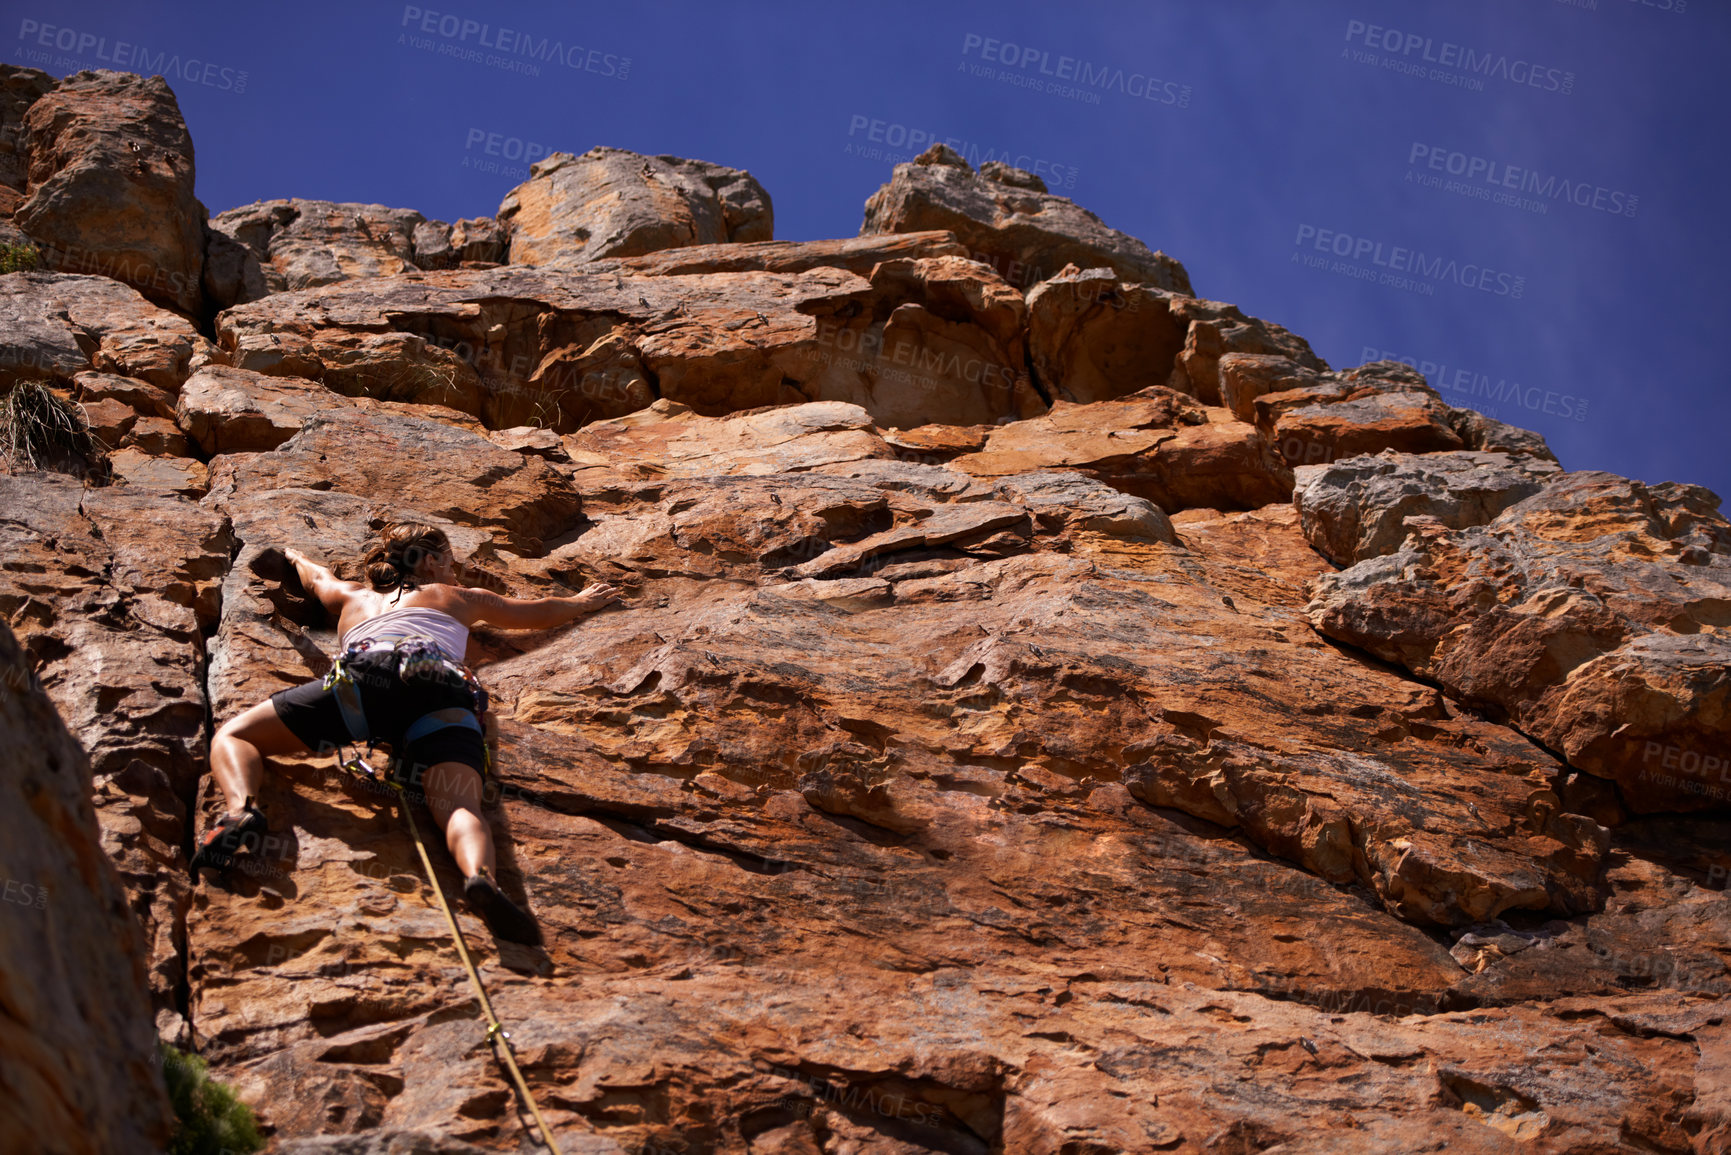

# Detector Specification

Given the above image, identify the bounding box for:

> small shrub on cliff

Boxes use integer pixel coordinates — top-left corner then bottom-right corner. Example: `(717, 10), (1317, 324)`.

(0, 242), (39, 273)
(373, 357), (461, 406)
(0, 380), (111, 482)
(161, 1044), (265, 1155)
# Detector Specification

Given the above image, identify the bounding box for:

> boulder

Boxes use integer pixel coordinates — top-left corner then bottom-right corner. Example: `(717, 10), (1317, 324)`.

(497, 146), (773, 266)
(1218, 352), (1324, 422)
(204, 201), (511, 311)
(1309, 472), (1731, 813)
(0, 271), (213, 389)
(1025, 267), (1188, 403)
(1294, 449), (1564, 566)
(860, 144), (1191, 294)
(797, 254), (1045, 427)
(176, 364), (330, 453)
(1024, 272), (1327, 410)
(409, 215), (506, 270)
(1447, 405), (1559, 460)
(977, 159), (1047, 191)
(204, 199), (423, 308)
(596, 229), (967, 278)
(1255, 360), (1466, 467)
(15, 71), (205, 315)
(1246, 360), (1557, 469)
(1166, 294), (1327, 405)
(948, 388), (1294, 511)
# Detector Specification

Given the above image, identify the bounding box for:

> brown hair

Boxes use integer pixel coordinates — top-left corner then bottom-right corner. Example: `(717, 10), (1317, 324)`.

(359, 522), (452, 594)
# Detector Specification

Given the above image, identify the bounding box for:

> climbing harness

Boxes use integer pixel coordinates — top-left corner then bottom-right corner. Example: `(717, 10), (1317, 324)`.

(321, 636), (492, 781)
(321, 636), (562, 1152)
(386, 774), (564, 1155)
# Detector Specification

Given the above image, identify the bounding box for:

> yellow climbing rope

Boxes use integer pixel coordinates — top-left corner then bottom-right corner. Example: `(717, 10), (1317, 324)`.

(388, 778), (563, 1155)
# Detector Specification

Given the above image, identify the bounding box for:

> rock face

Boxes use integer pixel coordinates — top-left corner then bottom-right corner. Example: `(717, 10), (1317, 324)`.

(207, 407), (585, 554)
(177, 364), (485, 454)
(861, 144), (1192, 294)
(12, 70), (206, 315)
(0, 618), (175, 1153)
(0, 66), (56, 211)
(498, 147), (774, 267)
(0, 471), (231, 1044)
(3, 67), (1729, 1155)
(212, 259), (1050, 433)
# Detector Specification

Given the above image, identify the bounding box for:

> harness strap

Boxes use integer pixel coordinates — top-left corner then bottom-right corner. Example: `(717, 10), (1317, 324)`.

(328, 657), (372, 743)
(404, 706), (484, 746)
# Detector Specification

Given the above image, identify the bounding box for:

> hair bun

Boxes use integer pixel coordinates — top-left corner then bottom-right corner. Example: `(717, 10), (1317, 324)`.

(358, 522), (453, 592)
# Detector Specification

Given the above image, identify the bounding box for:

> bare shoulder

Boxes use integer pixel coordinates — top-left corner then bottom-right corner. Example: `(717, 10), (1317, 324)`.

(317, 574), (367, 614)
(441, 583), (510, 624)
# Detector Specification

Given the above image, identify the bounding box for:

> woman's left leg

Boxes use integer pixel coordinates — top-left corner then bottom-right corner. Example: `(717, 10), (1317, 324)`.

(210, 697), (311, 815)
(192, 695), (312, 880)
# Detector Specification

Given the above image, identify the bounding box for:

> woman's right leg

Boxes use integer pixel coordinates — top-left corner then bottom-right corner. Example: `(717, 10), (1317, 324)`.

(422, 761), (494, 878)
(419, 756), (541, 944)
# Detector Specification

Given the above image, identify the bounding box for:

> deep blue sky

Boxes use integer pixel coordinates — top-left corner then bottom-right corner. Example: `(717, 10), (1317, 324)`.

(10, 0), (1728, 498)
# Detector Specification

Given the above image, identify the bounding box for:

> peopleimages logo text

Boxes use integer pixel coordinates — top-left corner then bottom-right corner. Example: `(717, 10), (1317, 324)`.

(15, 19), (248, 92)
(1408, 144), (1638, 217)
(399, 6), (629, 77)
(961, 33), (1191, 106)
(1362, 346), (1589, 422)
(1344, 19), (1574, 94)
(1294, 225), (1525, 298)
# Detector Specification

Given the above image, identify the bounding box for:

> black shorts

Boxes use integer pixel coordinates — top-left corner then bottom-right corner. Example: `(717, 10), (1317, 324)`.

(270, 661), (487, 779)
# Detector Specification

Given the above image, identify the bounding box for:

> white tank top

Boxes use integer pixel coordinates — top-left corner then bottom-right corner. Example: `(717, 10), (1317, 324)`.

(340, 605), (470, 664)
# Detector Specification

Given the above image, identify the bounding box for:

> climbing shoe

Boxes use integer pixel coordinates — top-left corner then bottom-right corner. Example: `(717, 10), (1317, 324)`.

(188, 801), (269, 883)
(463, 868), (542, 946)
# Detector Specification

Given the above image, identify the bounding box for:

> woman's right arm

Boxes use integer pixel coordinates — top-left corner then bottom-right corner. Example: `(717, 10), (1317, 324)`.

(452, 582), (621, 630)
(284, 547), (363, 616)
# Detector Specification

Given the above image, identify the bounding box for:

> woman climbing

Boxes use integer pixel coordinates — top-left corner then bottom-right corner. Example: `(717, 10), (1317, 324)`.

(190, 522), (620, 945)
